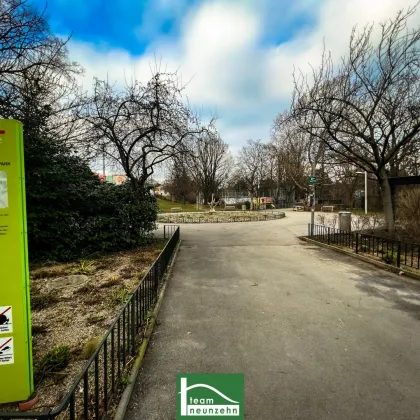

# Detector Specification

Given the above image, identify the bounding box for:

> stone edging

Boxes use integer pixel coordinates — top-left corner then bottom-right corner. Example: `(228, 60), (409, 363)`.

(158, 212), (285, 224)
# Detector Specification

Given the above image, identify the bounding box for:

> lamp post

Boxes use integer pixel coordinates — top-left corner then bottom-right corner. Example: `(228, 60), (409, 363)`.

(356, 171), (368, 214)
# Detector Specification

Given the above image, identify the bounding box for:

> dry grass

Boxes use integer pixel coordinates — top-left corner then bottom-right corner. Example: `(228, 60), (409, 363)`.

(0, 240), (166, 413)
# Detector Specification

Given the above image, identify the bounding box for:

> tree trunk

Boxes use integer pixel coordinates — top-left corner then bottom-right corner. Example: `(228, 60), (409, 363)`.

(378, 169), (395, 234)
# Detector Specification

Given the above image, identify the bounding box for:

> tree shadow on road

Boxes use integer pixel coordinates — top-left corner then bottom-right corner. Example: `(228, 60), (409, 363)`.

(305, 243), (420, 321)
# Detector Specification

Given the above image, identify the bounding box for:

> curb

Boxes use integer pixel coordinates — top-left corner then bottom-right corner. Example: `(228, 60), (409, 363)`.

(299, 236), (420, 282)
(113, 239), (182, 420)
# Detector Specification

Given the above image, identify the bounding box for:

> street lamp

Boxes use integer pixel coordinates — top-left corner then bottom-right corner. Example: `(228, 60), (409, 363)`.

(356, 171), (367, 215)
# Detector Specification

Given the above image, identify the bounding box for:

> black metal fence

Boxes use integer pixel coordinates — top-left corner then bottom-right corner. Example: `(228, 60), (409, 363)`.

(163, 224), (179, 239)
(308, 224), (420, 270)
(0, 226), (180, 420)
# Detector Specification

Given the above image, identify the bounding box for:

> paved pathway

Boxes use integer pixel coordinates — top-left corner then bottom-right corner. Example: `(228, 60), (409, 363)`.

(126, 211), (420, 420)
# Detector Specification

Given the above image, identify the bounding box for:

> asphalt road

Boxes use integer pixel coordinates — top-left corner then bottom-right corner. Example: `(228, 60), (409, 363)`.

(126, 211), (420, 420)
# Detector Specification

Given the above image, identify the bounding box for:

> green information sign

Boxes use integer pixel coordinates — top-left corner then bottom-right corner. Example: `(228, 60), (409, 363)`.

(309, 176), (317, 184)
(0, 120), (33, 403)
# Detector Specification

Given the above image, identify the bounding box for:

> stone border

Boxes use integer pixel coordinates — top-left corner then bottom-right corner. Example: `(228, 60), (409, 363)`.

(158, 212), (285, 224)
(299, 236), (420, 282)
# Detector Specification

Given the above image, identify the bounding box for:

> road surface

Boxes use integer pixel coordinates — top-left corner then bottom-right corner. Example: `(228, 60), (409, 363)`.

(126, 210), (420, 420)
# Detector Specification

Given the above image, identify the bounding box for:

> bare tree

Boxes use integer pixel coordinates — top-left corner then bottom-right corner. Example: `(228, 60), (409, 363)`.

(237, 139), (268, 209)
(78, 71), (212, 199)
(271, 114), (311, 197)
(290, 5), (420, 232)
(165, 155), (196, 203)
(0, 0), (77, 108)
(188, 131), (232, 203)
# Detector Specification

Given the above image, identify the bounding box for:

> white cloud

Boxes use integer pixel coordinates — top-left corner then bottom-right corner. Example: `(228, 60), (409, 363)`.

(67, 0), (420, 150)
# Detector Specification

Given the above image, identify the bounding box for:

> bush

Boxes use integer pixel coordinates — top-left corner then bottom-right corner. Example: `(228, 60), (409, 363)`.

(25, 135), (158, 261)
(396, 187), (420, 241)
(382, 250), (400, 265)
(35, 345), (71, 382)
(82, 337), (101, 360)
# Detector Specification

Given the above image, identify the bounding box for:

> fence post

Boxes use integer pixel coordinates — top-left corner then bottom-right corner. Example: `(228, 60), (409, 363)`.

(397, 241), (401, 268)
(327, 227), (330, 245)
(355, 232), (359, 254)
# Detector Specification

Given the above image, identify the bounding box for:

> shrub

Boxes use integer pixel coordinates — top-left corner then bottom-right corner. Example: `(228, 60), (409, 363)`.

(82, 337), (101, 359)
(110, 287), (131, 305)
(72, 260), (96, 275)
(326, 214), (338, 228)
(24, 132), (158, 262)
(396, 187), (420, 240)
(316, 214), (326, 225)
(382, 250), (399, 265)
(35, 345), (71, 381)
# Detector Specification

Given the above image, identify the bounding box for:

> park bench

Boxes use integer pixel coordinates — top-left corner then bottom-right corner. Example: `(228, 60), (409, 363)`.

(224, 205), (236, 210)
(321, 205), (335, 212)
(171, 207), (183, 212)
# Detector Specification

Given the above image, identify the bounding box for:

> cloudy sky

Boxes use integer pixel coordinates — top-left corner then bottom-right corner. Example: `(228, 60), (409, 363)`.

(32, 0), (420, 154)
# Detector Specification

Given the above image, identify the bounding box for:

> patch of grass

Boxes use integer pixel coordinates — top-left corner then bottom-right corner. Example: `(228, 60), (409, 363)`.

(31, 292), (60, 310)
(32, 325), (48, 335)
(157, 198), (207, 213)
(72, 260), (96, 275)
(382, 250), (400, 265)
(100, 275), (120, 288)
(110, 287), (131, 305)
(35, 345), (71, 382)
(119, 375), (130, 387)
(82, 337), (101, 360)
(87, 314), (106, 325)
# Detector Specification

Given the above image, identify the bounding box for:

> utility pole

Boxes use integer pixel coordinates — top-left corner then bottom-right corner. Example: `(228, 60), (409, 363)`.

(365, 170), (368, 215)
(356, 171), (368, 215)
(310, 167), (316, 236)
(102, 144), (106, 177)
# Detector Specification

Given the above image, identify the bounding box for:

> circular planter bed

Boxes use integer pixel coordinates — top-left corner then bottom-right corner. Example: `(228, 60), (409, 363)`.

(158, 211), (285, 224)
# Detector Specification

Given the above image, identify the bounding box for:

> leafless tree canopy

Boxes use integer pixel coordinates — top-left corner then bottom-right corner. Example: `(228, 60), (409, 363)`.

(286, 5), (420, 231)
(271, 114), (311, 194)
(237, 139), (268, 207)
(78, 71), (212, 192)
(0, 0), (82, 141)
(188, 131), (232, 202)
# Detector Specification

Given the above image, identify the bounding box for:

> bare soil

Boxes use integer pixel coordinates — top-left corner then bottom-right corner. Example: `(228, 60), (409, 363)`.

(0, 240), (166, 413)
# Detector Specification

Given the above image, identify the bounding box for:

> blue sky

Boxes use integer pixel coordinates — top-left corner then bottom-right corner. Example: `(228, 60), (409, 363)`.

(32, 0), (420, 156)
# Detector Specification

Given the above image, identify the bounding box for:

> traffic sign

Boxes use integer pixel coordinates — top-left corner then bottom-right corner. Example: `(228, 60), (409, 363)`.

(309, 176), (317, 184)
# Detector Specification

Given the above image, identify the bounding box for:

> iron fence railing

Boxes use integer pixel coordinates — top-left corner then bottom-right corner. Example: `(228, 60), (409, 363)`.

(0, 226), (180, 420)
(308, 224), (420, 270)
(163, 224), (179, 239)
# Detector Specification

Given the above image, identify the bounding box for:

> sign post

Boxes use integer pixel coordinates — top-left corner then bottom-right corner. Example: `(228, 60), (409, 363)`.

(309, 177), (317, 235)
(0, 119), (33, 404)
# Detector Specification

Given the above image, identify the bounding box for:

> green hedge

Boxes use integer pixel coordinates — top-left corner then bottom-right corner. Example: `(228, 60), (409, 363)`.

(25, 136), (158, 262)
